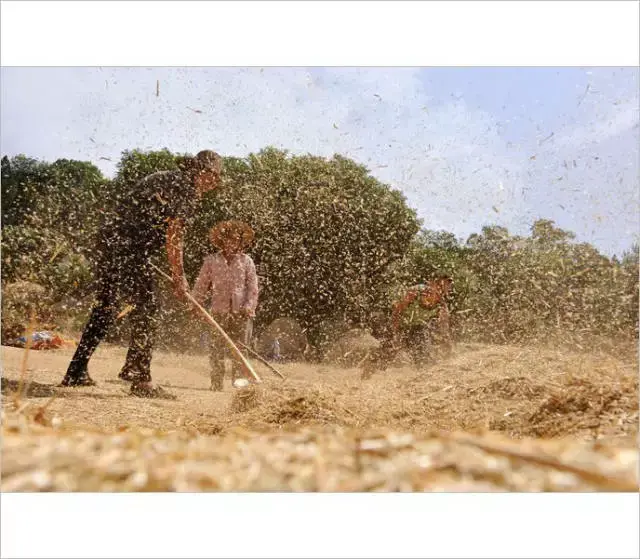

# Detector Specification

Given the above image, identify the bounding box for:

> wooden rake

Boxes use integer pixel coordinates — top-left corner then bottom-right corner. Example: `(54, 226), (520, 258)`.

(150, 263), (262, 384)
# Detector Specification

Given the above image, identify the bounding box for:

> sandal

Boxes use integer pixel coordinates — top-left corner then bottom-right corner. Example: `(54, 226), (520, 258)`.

(130, 382), (177, 400)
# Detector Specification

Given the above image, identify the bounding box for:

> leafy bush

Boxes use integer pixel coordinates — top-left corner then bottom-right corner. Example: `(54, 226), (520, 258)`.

(2, 151), (637, 356)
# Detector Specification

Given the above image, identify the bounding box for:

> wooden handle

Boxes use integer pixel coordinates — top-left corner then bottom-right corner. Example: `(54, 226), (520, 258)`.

(150, 263), (262, 383)
(235, 339), (286, 380)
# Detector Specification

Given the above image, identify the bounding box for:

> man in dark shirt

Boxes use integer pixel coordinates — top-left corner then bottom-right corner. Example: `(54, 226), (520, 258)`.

(60, 150), (222, 399)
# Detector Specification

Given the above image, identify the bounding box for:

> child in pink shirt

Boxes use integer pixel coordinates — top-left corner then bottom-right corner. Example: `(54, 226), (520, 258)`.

(192, 220), (259, 390)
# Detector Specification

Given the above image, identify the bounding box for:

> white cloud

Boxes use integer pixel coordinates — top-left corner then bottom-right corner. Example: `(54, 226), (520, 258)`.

(553, 100), (639, 150)
(1, 66), (638, 255)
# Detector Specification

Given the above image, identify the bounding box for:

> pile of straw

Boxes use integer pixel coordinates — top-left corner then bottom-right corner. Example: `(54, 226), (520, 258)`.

(2, 408), (637, 492)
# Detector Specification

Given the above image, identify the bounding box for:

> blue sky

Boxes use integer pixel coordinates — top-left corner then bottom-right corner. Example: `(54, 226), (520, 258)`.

(1, 66), (638, 257)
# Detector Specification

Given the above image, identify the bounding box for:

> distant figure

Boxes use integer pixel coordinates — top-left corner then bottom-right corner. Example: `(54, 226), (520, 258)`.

(361, 274), (453, 379)
(199, 331), (210, 352)
(192, 220), (259, 391)
(60, 150), (223, 400)
(269, 338), (282, 361)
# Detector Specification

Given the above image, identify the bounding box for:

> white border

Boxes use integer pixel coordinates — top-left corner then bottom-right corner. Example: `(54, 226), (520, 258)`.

(2, 493), (639, 558)
(0, 1), (638, 66)
(1, 1), (639, 558)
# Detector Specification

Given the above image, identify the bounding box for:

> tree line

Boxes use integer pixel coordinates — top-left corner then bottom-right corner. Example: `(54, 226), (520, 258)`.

(2, 149), (637, 355)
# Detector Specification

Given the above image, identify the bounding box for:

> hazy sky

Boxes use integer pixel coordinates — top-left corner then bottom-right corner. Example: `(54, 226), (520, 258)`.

(1, 66), (638, 256)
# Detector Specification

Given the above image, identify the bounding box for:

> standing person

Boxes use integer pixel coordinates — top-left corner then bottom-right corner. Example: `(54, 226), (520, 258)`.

(361, 274), (453, 380)
(191, 220), (259, 391)
(59, 150), (223, 399)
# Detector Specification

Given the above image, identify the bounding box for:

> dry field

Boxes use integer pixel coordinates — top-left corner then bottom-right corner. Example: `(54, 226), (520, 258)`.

(1, 341), (638, 491)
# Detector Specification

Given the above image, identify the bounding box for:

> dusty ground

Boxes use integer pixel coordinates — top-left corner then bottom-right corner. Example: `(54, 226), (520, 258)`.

(1, 341), (638, 491)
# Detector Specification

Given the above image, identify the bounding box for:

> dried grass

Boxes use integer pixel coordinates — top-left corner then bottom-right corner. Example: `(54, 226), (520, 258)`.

(231, 385), (357, 428)
(2, 409), (637, 492)
(1, 340), (638, 492)
(229, 385), (262, 413)
(514, 376), (639, 439)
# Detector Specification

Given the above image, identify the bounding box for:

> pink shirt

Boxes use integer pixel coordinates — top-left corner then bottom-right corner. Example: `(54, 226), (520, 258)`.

(191, 253), (259, 316)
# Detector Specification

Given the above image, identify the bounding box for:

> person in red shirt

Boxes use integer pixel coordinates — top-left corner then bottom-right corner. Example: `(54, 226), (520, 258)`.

(361, 274), (453, 380)
(192, 220), (259, 390)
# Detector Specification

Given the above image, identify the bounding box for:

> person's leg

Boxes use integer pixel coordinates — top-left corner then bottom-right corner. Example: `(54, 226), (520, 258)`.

(408, 323), (433, 367)
(125, 274), (177, 400)
(208, 348), (225, 391)
(229, 316), (253, 383)
(435, 306), (453, 358)
(361, 326), (397, 380)
(121, 272), (157, 383)
(60, 283), (118, 386)
(209, 314), (231, 391)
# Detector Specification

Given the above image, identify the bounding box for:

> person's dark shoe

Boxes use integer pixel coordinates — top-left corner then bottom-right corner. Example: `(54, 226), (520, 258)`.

(118, 366), (152, 383)
(118, 370), (139, 382)
(130, 381), (177, 400)
(59, 373), (97, 387)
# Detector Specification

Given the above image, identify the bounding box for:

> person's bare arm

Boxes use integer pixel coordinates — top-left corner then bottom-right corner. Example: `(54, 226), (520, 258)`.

(192, 257), (213, 305)
(166, 218), (190, 301)
(390, 289), (419, 334)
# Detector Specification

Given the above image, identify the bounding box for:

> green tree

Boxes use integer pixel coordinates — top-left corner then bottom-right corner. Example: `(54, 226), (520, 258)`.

(457, 219), (637, 345)
(198, 148), (421, 345)
(26, 158), (109, 253)
(5, 149), (636, 354)
(1, 155), (50, 227)
(112, 147), (421, 350)
(1, 156), (108, 302)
